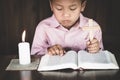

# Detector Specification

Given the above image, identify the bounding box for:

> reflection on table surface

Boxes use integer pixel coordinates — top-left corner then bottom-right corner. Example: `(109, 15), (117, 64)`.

(1, 69), (119, 80)
(38, 69), (119, 80)
(20, 71), (32, 80)
(0, 55), (120, 80)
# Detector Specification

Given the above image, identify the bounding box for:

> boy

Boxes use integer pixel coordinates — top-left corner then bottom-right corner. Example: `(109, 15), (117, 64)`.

(31, 0), (103, 56)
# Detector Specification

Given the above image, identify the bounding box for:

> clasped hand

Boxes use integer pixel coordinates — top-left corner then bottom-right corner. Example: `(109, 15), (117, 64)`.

(86, 38), (100, 53)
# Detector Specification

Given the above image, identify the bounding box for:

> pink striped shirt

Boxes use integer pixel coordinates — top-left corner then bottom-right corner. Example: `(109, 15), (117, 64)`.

(31, 14), (103, 55)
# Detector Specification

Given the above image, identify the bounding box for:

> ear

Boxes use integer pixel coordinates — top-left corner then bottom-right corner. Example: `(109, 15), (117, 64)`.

(49, 1), (53, 11)
(81, 1), (87, 12)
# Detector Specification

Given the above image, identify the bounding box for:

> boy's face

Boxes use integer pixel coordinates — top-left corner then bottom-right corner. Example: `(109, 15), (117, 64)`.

(50, 0), (86, 29)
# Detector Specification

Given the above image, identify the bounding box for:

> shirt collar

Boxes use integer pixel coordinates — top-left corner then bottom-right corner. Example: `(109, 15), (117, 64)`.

(79, 13), (88, 28)
(50, 15), (61, 28)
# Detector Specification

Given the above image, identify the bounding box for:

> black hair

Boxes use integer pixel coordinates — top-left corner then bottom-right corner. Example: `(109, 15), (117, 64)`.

(81, 0), (87, 4)
(50, 0), (87, 3)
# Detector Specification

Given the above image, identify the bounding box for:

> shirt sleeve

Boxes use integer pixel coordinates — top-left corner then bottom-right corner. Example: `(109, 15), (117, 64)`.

(31, 23), (50, 55)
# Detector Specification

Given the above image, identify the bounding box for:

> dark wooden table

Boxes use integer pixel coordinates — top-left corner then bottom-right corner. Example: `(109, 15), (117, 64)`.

(0, 53), (120, 80)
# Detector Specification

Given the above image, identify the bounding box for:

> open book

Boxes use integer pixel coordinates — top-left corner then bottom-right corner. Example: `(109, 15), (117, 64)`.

(37, 50), (119, 71)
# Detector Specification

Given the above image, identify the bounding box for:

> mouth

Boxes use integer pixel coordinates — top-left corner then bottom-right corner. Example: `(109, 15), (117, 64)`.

(62, 20), (71, 24)
(61, 20), (72, 28)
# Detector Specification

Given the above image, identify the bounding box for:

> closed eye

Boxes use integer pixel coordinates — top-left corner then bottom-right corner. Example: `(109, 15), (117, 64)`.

(56, 6), (63, 11)
(70, 7), (77, 11)
(70, 5), (77, 11)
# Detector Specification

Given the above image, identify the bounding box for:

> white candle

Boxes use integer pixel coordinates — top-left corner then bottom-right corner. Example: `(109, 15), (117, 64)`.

(88, 19), (94, 41)
(18, 30), (31, 65)
(82, 19), (100, 41)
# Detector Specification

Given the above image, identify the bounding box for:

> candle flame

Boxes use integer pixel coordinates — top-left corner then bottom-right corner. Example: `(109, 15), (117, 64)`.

(22, 30), (26, 42)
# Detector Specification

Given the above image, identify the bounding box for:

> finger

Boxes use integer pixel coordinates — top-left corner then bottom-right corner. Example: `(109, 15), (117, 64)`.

(86, 41), (91, 47)
(88, 46), (99, 53)
(88, 45), (99, 51)
(87, 41), (91, 45)
(89, 50), (98, 53)
(52, 46), (60, 55)
(91, 38), (98, 44)
(48, 47), (56, 55)
(88, 43), (98, 48)
(59, 49), (65, 56)
(56, 45), (65, 56)
(88, 39), (99, 48)
(48, 49), (53, 55)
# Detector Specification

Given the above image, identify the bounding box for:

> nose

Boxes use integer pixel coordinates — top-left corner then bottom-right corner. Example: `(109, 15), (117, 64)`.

(64, 13), (70, 17)
(63, 9), (70, 18)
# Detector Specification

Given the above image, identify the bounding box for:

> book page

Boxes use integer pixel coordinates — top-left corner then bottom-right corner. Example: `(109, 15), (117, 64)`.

(78, 50), (111, 64)
(77, 50), (119, 69)
(38, 50), (78, 71)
